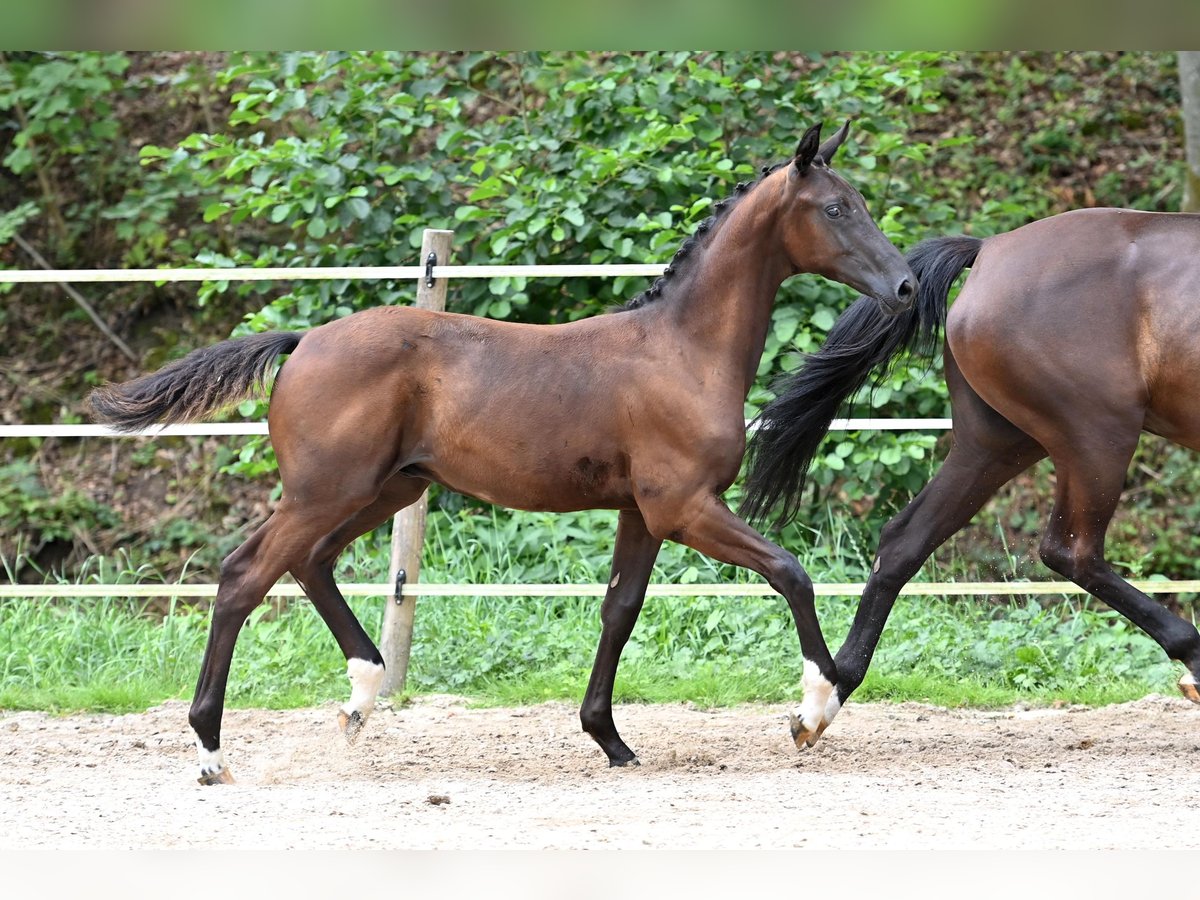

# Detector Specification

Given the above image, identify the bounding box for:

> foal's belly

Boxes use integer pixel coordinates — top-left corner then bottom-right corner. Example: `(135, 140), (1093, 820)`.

(421, 451), (636, 513)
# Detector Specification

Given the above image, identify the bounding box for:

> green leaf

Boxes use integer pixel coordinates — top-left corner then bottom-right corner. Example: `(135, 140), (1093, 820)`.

(810, 308), (835, 331)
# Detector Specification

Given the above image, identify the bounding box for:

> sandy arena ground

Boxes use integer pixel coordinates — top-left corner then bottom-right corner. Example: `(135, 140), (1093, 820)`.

(2, 693), (1198, 851)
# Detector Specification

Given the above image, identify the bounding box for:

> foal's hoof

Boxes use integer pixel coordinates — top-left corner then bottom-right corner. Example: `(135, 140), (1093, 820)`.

(338, 709), (367, 744)
(1179, 674), (1200, 705)
(807, 719), (831, 747)
(789, 713), (820, 750)
(609, 756), (641, 768)
(197, 767), (235, 786)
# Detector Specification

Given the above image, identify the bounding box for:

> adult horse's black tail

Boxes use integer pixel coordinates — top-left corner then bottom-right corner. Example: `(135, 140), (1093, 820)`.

(740, 234), (982, 528)
(88, 331), (302, 432)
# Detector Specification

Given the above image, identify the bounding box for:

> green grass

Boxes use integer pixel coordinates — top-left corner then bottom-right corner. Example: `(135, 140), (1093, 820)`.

(0, 506), (1188, 714)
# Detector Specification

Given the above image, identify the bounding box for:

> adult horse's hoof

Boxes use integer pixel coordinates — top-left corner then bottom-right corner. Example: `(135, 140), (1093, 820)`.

(1179, 673), (1200, 705)
(338, 709), (367, 744)
(609, 756), (641, 768)
(198, 767), (235, 786)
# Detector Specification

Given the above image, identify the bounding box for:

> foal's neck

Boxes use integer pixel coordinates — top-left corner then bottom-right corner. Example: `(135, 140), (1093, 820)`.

(665, 177), (794, 396)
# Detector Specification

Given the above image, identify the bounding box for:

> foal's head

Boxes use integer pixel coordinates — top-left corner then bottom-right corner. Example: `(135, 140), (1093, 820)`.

(775, 122), (916, 314)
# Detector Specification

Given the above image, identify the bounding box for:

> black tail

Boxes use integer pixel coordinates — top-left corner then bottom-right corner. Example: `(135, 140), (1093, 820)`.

(739, 234), (982, 528)
(87, 331), (303, 432)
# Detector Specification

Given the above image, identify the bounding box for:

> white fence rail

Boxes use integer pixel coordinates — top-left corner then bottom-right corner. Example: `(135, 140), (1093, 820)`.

(0, 263), (667, 284)
(2, 580), (1198, 600)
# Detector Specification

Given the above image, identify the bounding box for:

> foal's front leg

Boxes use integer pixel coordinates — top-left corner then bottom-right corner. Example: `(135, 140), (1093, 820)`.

(580, 509), (663, 766)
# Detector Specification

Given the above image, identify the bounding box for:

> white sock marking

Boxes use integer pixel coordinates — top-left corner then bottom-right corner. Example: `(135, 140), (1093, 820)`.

(341, 658), (385, 719)
(1182, 672), (1197, 686)
(795, 659), (835, 730)
(193, 730), (227, 778)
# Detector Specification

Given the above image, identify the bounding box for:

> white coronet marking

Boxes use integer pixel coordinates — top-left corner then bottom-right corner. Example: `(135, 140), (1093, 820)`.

(1182, 672), (1198, 686)
(341, 657), (385, 718)
(193, 730), (227, 777)
(610, 572), (621, 589)
(795, 659), (835, 730)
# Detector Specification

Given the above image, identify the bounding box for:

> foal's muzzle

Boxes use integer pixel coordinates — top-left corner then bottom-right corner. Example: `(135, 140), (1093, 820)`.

(877, 275), (918, 317)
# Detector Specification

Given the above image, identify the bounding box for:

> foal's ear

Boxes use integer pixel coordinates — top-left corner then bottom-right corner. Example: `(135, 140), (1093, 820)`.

(817, 119), (851, 165)
(793, 123), (822, 176)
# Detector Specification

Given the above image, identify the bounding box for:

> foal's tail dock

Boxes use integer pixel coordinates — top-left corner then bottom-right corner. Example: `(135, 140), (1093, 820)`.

(739, 235), (982, 528)
(88, 331), (301, 431)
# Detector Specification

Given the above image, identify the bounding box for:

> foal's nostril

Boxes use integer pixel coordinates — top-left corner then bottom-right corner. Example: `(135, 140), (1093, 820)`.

(896, 278), (916, 301)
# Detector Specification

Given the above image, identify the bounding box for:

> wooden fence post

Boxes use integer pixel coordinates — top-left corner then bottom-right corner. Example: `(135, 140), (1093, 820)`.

(379, 227), (453, 697)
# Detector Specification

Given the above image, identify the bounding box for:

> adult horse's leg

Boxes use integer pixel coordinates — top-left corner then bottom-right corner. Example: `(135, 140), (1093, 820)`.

(820, 355), (1046, 741)
(579, 509), (663, 767)
(644, 490), (834, 750)
(290, 473), (431, 744)
(1037, 426), (1200, 699)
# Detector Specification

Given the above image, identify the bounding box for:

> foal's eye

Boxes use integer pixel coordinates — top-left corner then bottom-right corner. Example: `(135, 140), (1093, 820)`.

(825, 204), (843, 219)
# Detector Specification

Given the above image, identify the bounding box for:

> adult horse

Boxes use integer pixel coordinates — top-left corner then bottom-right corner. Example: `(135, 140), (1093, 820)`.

(90, 122), (916, 784)
(742, 207), (1200, 744)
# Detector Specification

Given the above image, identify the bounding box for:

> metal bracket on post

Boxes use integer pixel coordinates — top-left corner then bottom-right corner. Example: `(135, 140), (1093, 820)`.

(424, 252), (437, 288)
(393, 568), (407, 606)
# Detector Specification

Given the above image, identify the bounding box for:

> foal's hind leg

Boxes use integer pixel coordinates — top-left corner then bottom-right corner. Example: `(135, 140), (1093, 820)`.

(641, 490), (835, 751)
(291, 474), (430, 744)
(189, 495), (375, 785)
(1037, 427), (1200, 699)
(579, 509), (662, 767)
